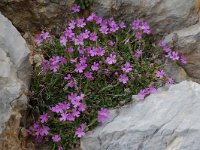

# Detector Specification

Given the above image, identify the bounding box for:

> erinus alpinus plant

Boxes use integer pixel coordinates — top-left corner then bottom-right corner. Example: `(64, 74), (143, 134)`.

(28, 4), (187, 150)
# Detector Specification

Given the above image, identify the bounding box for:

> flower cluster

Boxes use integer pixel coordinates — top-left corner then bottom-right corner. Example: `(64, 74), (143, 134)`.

(31, 4), (187, 150)
(159, 40), (187, 64)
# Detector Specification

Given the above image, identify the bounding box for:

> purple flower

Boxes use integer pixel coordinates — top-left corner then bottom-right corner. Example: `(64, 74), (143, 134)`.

(156, 70), (165, 79)
(34, 35), (43, 45)
(75, 123), (86, 138)
(100, 25), (109, 34)
(64, 29), (75, 38)
(75, 63), (87, 73)
(121, 62), (132, 73)
(119, 22), (126, 28)
(84, 71), (94, 80)
(168, 51), (180, 60)
(98, 108), (109, 123)
(40, 31), (50, 40)
(68, 20), (76, 30)
(78, 103), (87, 112)
(60, 35), (67, 46)
(91, 62), (99, 71)
(105, 54), (117, 65)
(132, 19), (151, 35)
(58, 146), (63, 150)
(89, 32), (98, 41)
(119, 74), (129, 84)
(166, 77), (174, 85)
(133, 50), (143, 58)
(97, 47), (105, 56)
(35, 126), (49, 136)
(52, 135), (61, 143)
(108, 41), (115, 46)
(137, 87), (157, 100)
(64, 74), (72, 80)
(87, 13), (96, 22)
(94, 16), (103, 24)
(67, 80), (77, 88)
(76, 18), (86, 28)
(40, 113), (50, 123)
(59, 113), (68, 122)
(72, 4), (80, 13)
(74, 36), (84, 46)
(181, 55), (187, 64)
(135, 32), (142, 39)
(72, 108), (80, 117)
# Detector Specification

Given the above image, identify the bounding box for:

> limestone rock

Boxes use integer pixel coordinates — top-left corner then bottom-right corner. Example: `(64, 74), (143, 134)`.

(93, 0), (198, 33)
(0, 13), (31, 150)
(0, 0), (73, 34)
(164, 23), (200, 83)
(81, 81), (200, 150)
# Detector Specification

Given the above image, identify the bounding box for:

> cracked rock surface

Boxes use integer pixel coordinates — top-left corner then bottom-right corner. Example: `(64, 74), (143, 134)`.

(0, 13), (31, 150)
(81, 81), (200, 150)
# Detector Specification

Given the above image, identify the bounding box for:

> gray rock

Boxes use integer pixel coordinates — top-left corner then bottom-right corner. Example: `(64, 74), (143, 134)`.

(81, 81), (200, 150)
(93, 0), (198, 33)
(0, 13), (31, 150)
(164, 23), (200, 83)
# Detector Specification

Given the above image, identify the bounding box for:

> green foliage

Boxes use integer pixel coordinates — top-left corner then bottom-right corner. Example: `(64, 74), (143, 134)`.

(74, 0), (96, 9)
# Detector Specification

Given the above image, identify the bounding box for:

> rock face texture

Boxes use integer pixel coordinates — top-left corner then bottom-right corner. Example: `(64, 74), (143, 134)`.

(93, 0), (200, 83)
(81, 81), (200, 150)
(0, 13), (31, 150)
(164, 23), (200, 83)
(93, 0), (198, 33)
(0, 0), (72, 34)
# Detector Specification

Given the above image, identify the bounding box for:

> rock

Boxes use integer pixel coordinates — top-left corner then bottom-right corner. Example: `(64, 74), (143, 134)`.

(0, 0), (73, 34)
(164, 23), (200, 83)
(93, 0), (198, 33)
(81, 81), (200, 150)
(0, 13), (31, 150)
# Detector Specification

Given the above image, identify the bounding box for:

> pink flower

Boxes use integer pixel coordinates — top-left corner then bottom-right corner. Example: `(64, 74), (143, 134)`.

(34, 35), (43, 45)
(87, 13), (96, 22)
(52, 135), (61, 143)
(100, 25), (109, 34)
(91, 62), (99, 71)
(108, 41), (115, 46)
(78, 103), (87, 112)
(64, 74), (72, 80)
(89, 32), (98, 41)
(84, 71), (94, 80)
(68, 20), (76, 30)
(168, 51), (179, 60)
(60, 35), (67, 46)
(119, 22), (126, 28)
(137, 87), (157, 100)
(98, 108), (109, 123)
(166, 77), (174, 85)
(58, 146), (63, 150)
(39, 113), (50, 123)
(35, 126), (49, 136)
(121, 62), (132, 73)
(40, 31), (50, 40)
(133, 50), (143, 58)
(75, 63), (87, 73)
(119, 74), (129, 84)
(105, 54), (117, 65)
(76, 18), (86, 28)
(72, 108), (80, 117)
(181, 55), (187, 64)
(156, 70), (165, 79)
(72, 4), (80, 13)
(75, 123), (86, 138)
